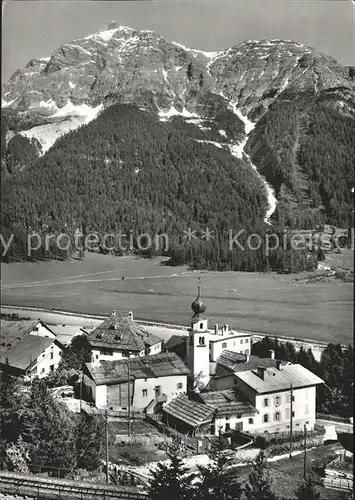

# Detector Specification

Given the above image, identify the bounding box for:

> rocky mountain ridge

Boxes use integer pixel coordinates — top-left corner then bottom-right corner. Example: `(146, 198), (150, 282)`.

(3, 22), (353, 146)
(1, 22), (354, 251)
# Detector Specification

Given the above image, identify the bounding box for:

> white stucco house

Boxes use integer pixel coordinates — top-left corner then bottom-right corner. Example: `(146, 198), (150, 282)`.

(83, 351), (190, 412)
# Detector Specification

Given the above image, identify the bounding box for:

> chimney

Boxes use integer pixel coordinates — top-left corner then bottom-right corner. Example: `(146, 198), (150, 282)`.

(276, 360), (282, 370)
(257, 366), (266, 380)
(269, 349), (275, 360)
(128, 311), (134, 321)
(225, 325), (229, 334)
(214, 324), (219, 335)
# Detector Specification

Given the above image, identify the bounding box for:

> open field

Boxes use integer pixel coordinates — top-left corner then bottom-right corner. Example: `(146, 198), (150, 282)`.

(1, 253), (353, 345)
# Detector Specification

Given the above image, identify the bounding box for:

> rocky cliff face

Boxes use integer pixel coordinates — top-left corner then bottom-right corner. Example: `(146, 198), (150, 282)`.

(3, 24), (353, 134)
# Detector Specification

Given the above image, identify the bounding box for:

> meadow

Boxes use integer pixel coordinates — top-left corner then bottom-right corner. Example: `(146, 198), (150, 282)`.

(1, 252), (353, 345)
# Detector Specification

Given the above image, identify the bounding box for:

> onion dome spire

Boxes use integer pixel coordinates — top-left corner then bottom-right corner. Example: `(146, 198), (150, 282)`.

(191, 279), (207, 315)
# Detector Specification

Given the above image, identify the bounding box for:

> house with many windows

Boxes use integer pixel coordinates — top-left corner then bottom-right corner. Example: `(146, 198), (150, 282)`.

(83, 351), (189, 412)
(87, 311), (162, 363)
(233, 363), (324, 433)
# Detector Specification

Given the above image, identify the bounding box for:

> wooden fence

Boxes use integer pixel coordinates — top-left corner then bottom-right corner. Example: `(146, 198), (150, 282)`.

(114, 433), (172, 446)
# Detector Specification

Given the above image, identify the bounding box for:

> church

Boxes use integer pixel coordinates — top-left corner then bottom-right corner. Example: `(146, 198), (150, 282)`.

(185, 283), (252, 391)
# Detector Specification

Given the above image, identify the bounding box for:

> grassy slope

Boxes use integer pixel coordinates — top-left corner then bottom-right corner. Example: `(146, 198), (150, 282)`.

(1, 253), (353, 344)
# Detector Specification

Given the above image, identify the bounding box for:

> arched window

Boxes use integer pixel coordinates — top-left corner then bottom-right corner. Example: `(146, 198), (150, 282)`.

(199, 336), (205, 345)
(200, 322), (203, 329)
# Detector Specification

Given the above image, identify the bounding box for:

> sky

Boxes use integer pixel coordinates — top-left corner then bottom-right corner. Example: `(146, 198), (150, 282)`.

(2, 0), (354, 82)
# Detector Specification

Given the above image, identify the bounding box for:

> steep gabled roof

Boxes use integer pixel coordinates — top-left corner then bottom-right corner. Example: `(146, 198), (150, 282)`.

(85, 352), (190, 385)
(0, 335), (58, 371)
(87, 314), (161, 352)
(235, 363), (324, 394)
(163, 393), (215, 427)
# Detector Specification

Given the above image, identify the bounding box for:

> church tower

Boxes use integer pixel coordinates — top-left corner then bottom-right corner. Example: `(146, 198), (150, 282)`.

(187, 282), (210, 391)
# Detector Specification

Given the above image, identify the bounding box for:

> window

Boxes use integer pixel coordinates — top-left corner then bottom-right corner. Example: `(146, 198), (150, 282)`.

(285, 408), (290, 419)
(305, 405), (309, 415)
(142, 389), (148, 397)
(95, 355), (99, 360)
(296, 423), (300, 427)
(274, 412), (281, 421)
(41, 368), (45, 373)
(248, 418), (254, 425)
(50, 364), (54, 372)
(292, 411), (295, 417)
(305, 390), (308, 401)
(237, 414), (241, 419)
(200, 322), (203, 329)
(225, 423), (230, 431)
(275, 396), (281, 407)
(155, 386), (161, 397)
(240, 339), (244, 344)
(245, 349), (250, 355)
(199, 336), (205, 345)
(263, 414), (269, 423)
(177, 383), (183, 389)
(263, 398), (269, 407)
(287, 394), (295, 403)
(50, 352), (54, 360)
(233, 342), (236, 347)
(234, 379), (238, 385)
(222, 342), (227, 348)
(245, 338), (249, 344)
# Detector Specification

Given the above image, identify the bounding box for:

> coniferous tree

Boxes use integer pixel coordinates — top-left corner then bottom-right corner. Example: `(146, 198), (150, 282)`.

(148, 441), (194, 500)
(75, 413), (104, 471)
(196, 432), (243, 500)
(23, 379), (77, 476)
(244, 451), (277, 500)
(294, 475), (321, 500)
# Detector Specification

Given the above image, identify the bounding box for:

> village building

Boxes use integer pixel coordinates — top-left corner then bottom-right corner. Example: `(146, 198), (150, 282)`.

(1, 319), (56, 352)
(0, 335), (64, 380)
(208, 349), (290, 391)
(233, 362), (324, 433)
(197, 389), (258, 435)
(162, 393), (215, 436)
(185, 285), (252, 391)
(83, 351), (189, 412)
(87, 311), (162, 363)
(162, 389), (257, 437)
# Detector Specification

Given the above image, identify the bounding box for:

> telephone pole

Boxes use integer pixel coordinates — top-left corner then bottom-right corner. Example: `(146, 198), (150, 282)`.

(127, 356), (131, 438)
(79, 371), (83, 413)
(303, 423), (307, 479)
(289, 384), (293, 460)
(105, 409), (109, 484)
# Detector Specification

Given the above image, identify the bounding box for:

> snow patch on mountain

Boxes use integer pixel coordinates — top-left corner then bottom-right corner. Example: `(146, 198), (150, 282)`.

(2, 98), (17, 108)
(158, 106), (198, 122)
(219, 91), (277, 223)
(19, 103), (103, 154)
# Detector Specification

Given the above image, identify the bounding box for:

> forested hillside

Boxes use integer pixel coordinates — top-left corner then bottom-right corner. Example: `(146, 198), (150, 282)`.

(247, 99), (354, 229)
(1, 104), (271, 269)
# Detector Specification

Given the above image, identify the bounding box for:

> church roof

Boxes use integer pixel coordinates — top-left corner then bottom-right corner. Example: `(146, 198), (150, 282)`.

(87, 313), (161, 352)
